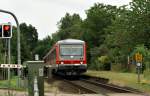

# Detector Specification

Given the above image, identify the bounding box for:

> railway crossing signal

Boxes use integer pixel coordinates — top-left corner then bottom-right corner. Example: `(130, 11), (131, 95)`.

(0, 9), (21, 89)
(135, 52), (142, 62)
(0, 23), (12, 38)
(3, 24), (12, 38)
(135, 52), (143, 83)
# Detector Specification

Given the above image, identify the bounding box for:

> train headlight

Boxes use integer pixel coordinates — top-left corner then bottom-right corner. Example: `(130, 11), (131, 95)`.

(61, 62), (64, 64)
(80, 62), (83, 64)
(70, 56), (74, 58)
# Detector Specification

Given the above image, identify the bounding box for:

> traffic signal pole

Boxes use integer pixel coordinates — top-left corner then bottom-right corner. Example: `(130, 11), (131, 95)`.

(0, 9), (21, 87)
(8, 38), (11, 95)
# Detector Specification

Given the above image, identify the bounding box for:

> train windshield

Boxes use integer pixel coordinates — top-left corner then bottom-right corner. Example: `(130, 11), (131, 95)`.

(60, 44), (83, 56)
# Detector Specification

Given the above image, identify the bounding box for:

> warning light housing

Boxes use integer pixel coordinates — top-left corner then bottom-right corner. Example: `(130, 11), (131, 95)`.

(3, 24), (12, 38)
(0, 23), (12, 39)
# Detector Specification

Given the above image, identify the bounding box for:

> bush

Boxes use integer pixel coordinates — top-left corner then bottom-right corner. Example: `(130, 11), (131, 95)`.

(98, 56), (111, 70)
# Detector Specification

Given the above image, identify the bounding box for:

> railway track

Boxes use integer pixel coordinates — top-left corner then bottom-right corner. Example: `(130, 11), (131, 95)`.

(45, 74), (147, 95)
(61, 75), (145, 95)
(80, 78), (142, 93)
(63, 79), (113, 95)
(63, 79), (97, 94)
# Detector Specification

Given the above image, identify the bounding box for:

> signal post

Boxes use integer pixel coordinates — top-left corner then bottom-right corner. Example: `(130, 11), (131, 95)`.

(0, 23), (12, 95)
(135, 52), (143, 83)
(0, 9), (21, 88)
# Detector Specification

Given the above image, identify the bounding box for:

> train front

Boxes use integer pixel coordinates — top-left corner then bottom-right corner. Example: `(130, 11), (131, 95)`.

(57, 39), (87, 75)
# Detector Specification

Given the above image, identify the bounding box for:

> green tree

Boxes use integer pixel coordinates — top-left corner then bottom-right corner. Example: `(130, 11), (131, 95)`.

(81, 3), (117, 67)
(11, 23), (38, 63)
(82, 3), (117, 48)
(20, 23), (38, 56)
(56, 13), (83, 40)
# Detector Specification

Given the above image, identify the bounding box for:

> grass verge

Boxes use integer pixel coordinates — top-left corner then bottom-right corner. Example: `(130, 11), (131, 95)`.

(0, 76), (26, 91)
(85, 70), (150, 93)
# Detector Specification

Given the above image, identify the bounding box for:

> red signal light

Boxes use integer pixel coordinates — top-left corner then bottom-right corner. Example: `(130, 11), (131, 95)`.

(2, 24), (12, 38)
(4, 25), (10, 31)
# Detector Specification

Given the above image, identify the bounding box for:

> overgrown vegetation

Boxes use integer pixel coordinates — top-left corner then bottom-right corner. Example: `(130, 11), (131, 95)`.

(0, 76), (25, 90)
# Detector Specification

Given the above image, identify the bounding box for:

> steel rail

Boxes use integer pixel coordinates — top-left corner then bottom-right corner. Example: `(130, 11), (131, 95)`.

(80, 78), (144, 94)
(63, 79), (97, 94)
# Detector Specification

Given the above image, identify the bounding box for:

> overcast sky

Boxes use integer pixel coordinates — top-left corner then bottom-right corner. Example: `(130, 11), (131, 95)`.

(0, 0), (131, 39)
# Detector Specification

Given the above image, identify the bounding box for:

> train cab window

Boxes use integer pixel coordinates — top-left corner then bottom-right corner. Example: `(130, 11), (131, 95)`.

(60, 44), (83, 56)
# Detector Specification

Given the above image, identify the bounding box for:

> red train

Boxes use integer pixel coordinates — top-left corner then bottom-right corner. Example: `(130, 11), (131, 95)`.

(43, 39), (87, 76)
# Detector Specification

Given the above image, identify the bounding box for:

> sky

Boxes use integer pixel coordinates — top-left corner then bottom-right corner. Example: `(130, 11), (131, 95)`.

(0, 0), (131, 39)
